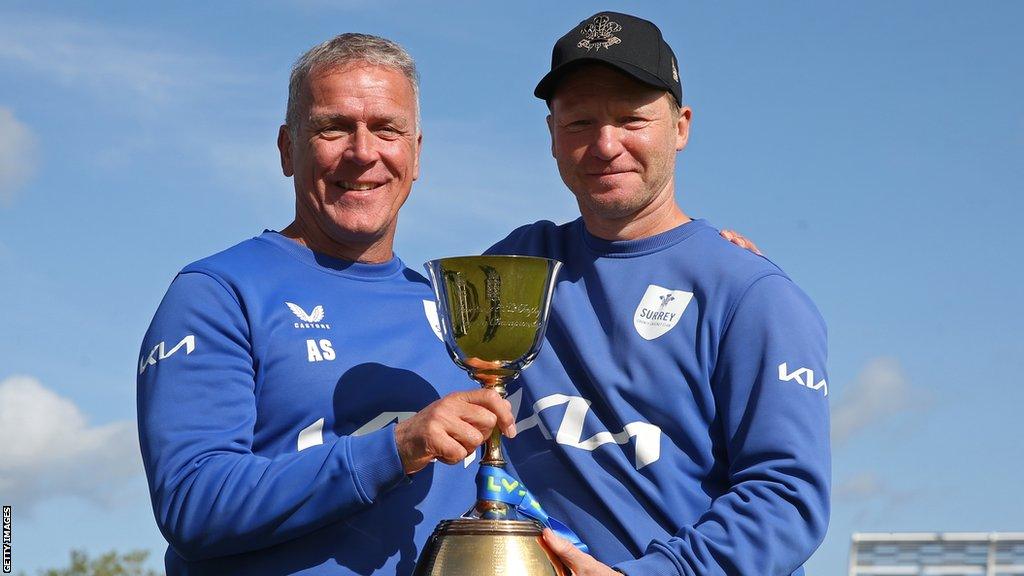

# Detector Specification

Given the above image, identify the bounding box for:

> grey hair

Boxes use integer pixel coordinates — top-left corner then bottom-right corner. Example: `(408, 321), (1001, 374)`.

(285, 33), (420, 135)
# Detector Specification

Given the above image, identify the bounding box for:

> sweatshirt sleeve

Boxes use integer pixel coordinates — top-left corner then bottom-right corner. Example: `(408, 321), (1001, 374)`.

(136, 271), (407, 562)
(615, 273), (831, 576)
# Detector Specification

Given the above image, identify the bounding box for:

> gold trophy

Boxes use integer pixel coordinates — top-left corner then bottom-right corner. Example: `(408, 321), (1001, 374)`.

(416, 255), (566, 576)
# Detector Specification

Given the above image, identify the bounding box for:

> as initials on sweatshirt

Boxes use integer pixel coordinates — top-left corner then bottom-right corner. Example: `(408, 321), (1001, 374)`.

(306, 339), (335, 362)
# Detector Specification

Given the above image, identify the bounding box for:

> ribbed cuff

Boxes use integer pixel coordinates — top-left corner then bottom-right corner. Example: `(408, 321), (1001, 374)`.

(348, 423), (408, 503)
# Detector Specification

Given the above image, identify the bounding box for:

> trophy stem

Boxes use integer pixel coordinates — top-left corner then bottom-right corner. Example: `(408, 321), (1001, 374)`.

(475, 375), (514, 468)
(482, 427), (505, 467)
(471, 374), (517, 518)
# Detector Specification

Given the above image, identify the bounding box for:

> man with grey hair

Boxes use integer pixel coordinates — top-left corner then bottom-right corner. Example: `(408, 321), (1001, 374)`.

(137, 33), (515, 575)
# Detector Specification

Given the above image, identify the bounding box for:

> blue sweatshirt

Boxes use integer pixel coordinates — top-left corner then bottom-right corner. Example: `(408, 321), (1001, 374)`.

(137, 231), (476, 575)
(488, 218), (830, 576)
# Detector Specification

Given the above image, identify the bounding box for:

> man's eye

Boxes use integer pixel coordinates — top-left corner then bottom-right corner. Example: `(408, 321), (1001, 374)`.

(375, 126), (402, 139)
(564, 120), (592, 132)
(319, 127), (346, 138)
(622, 117), (648, 128)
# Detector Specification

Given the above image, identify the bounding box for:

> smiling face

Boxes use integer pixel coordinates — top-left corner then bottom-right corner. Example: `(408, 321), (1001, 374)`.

(548, 64), (691, 239)
(278, 62), (421, 262)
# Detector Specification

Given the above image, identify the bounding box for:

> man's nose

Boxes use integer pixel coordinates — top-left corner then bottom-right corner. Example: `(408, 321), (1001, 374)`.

(589, 125), (624, 161)
(344, 125), (378, 165)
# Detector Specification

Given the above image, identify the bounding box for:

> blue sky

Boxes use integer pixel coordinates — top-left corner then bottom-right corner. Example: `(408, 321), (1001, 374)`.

(0, 1), (1021, 573)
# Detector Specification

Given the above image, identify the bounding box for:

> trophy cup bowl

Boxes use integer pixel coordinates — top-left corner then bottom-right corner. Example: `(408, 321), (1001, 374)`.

(417, 255), (566, 576)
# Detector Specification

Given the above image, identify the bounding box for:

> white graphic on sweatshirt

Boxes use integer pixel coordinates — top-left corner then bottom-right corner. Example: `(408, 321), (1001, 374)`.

(286, 302), (331, 329)
(297, 418), (325, 451)
(508, 389), (662, 469)
(778, 363), (828, 397)
(287, 302), (324, 322)
(297, 412), (417, 452)
(352, 411), (416, 436)
(633, 285), (693, 340)
(422, 300), (444, 341)
(299, 410), (477, 467)
(138, 335), (195, 376)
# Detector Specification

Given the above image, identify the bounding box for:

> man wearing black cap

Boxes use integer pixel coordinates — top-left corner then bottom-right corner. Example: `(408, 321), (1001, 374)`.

(488, 12), (830, 575)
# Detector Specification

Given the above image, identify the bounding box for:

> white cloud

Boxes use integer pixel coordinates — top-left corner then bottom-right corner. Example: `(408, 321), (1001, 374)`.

(831, 357), (924, 445)
(0, 107), (37, 206)
(0, 376), (140, 516)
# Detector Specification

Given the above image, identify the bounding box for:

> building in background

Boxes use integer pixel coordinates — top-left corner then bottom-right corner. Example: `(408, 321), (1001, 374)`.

(849, 532), (1024, 576)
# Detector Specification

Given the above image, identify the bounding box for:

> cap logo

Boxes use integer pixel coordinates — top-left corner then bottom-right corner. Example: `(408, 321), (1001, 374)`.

(578, 15), (622, 51)
(672, 57), (679, 82)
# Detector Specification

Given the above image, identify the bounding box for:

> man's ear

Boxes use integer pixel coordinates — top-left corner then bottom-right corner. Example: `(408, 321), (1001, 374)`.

(676, 106), (692, 152)
(412, 131), (423, 181)
(546, 114), (555, 158)
(278, 125), (294, 177)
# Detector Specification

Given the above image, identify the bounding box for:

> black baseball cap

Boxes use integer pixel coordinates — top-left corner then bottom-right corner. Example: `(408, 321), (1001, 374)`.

(535, 12), (682, 106)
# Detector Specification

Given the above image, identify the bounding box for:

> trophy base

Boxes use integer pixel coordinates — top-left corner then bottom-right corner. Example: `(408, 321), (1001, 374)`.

(413, 519), (568, 576)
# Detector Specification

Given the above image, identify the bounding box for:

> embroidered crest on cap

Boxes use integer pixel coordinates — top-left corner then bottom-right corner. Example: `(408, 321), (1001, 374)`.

(672, 57), (679, 82)
(578, 15), (622, 51)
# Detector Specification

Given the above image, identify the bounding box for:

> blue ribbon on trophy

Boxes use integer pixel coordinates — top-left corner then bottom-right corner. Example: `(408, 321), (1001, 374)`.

(475, 464), (590, 553)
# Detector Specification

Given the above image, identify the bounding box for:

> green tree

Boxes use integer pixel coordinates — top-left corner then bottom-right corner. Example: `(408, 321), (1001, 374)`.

(26, 549), (162, 576)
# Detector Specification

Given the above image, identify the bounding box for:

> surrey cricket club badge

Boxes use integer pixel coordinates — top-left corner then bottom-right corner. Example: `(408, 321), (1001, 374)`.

(422, 300), (444, 341)
(633, 284), (693, 340)
(578, 15), (622, 51)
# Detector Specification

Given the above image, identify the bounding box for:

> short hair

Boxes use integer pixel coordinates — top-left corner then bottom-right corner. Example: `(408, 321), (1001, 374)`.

(667, 94), (681, 119)
(285, 33), (420, 135)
